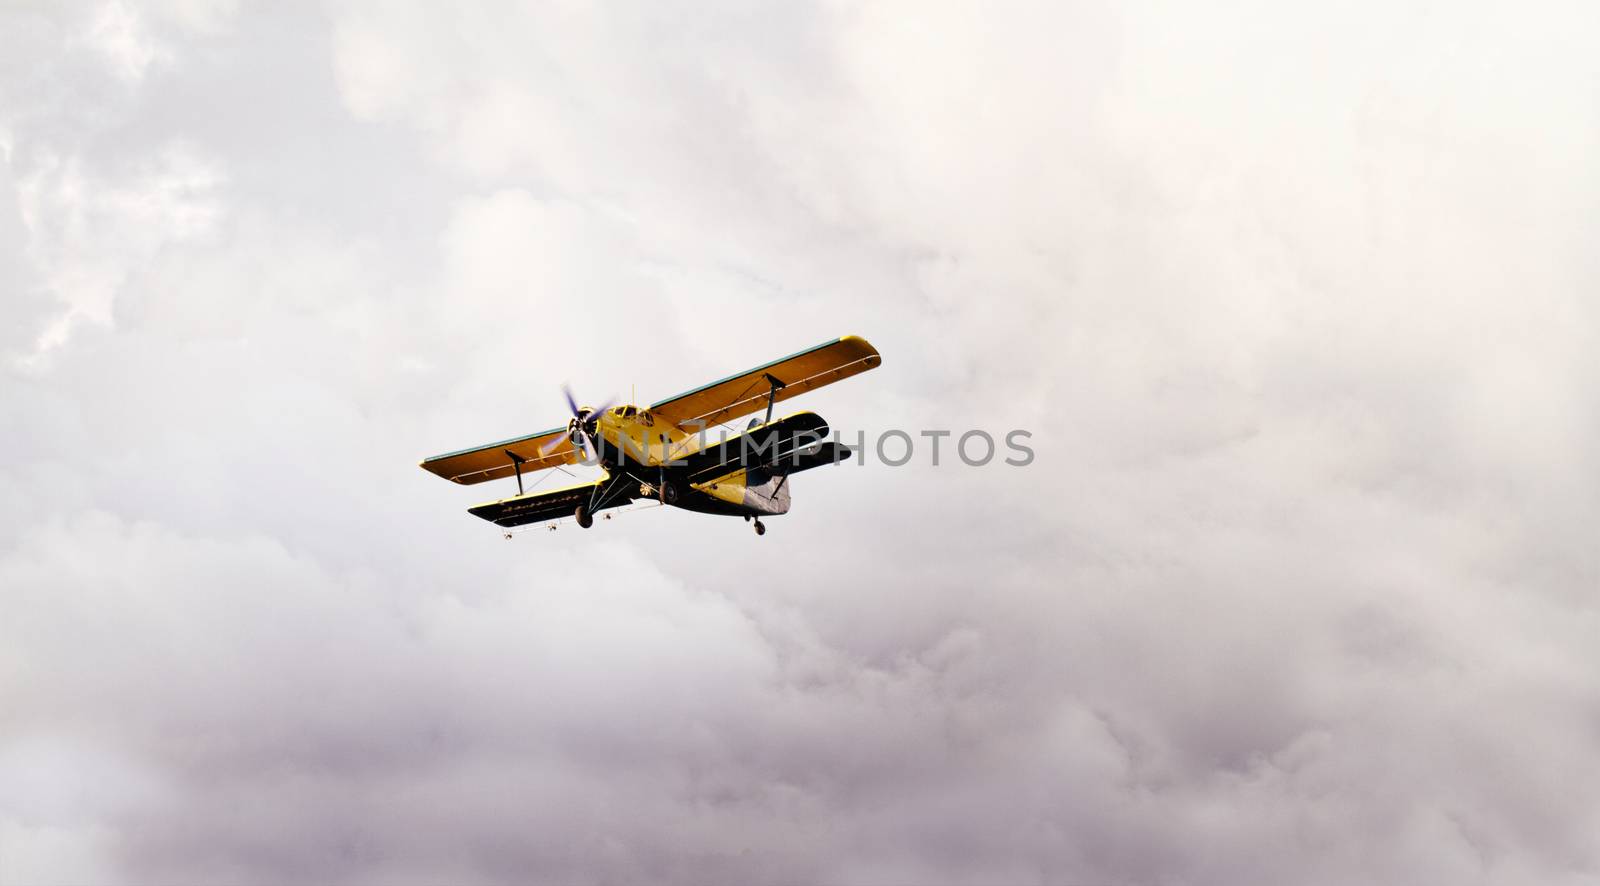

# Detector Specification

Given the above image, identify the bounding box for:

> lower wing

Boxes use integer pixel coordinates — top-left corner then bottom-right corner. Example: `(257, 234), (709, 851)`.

(466, 479), (632, 528)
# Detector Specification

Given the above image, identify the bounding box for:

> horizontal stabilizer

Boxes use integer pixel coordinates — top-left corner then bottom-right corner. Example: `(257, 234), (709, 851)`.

(682, 412), (831, 482)
(774, 440), (853, 475)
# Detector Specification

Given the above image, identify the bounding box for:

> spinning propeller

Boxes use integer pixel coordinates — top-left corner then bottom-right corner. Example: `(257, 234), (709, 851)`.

(541, 385), (616, 459)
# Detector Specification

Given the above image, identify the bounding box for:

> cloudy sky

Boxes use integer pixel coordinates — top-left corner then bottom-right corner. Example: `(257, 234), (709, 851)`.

(3, 1), (1598, 883)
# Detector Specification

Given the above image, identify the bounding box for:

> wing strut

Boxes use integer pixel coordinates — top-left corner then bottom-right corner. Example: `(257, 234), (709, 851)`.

(762, 373), (787, 425)
(504, 449), (528, 495)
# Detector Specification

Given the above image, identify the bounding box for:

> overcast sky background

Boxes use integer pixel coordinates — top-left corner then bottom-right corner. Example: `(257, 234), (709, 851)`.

(2, 1), (1598, 884)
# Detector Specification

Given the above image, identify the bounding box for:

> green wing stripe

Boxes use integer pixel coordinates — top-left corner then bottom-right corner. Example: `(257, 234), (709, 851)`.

(422, 426), (565, 464)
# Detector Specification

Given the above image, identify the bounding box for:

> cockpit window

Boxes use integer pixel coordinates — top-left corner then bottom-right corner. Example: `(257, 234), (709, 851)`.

(621, 406), (638, 418)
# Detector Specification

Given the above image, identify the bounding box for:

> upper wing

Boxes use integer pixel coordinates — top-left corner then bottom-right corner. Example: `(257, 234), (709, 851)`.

(650, 335), (881, 430)
(419, 427), (575, 485)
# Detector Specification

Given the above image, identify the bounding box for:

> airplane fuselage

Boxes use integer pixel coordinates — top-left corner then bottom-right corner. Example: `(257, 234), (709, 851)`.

(583, 405), (793, 518)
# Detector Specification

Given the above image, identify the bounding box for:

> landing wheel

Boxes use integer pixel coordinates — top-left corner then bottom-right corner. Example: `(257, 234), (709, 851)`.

(661, 482), (679, 505)
(575, 504), (594, 529)
(753, 519), (766, 536)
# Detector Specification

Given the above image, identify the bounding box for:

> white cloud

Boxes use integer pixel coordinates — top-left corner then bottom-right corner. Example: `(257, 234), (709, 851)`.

(83, 1), (169, 84)
(16, 141), (223, 351)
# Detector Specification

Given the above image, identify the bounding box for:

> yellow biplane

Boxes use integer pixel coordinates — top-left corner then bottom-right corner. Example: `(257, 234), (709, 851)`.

(420, 336), (882, 536)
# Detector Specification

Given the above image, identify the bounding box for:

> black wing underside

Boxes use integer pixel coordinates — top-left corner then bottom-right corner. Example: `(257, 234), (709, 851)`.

(467, 479), (632, 528)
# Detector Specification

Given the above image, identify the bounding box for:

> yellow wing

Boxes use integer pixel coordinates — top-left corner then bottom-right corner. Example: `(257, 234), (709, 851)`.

(650, 335), (881, 430)
(419, 427), (575, 485)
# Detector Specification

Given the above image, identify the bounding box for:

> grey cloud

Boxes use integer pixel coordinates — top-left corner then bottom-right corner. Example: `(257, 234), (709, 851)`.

(2, 2), (1599, 885)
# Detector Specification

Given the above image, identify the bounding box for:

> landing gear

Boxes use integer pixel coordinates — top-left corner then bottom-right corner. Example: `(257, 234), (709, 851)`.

(575, 504), (594, 529)
(642, 478), (680, 505)
(753, 519), (766, 536)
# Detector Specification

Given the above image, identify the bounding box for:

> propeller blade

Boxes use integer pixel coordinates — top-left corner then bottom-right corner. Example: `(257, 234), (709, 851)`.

(534, 388), (619, 463)
(539, 432), (569, 458)
(587, 398), (617, 420)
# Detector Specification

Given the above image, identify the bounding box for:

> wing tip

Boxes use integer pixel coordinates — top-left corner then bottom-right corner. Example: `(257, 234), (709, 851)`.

(839, 334), (882, 366)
